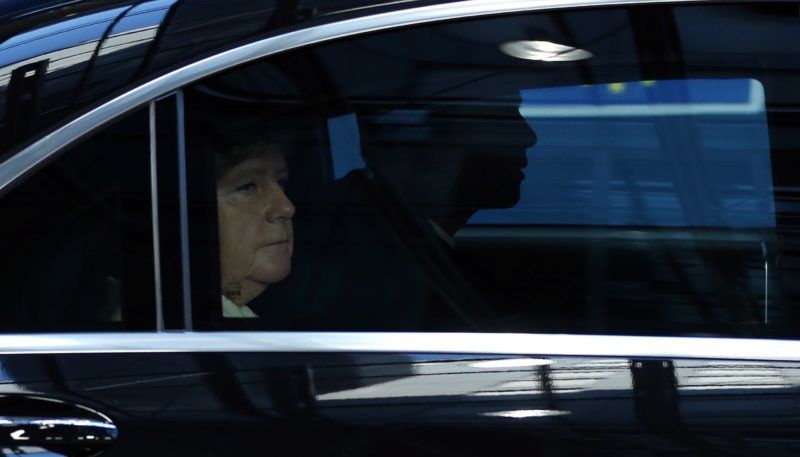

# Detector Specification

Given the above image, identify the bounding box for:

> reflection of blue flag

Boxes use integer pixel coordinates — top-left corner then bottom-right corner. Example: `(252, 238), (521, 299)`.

(521, 79), (754, 107)
(471, 79), (775, 228)
(329, 113), (365, 179)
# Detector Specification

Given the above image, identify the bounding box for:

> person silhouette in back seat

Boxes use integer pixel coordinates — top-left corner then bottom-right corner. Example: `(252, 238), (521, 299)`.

(358, 101), (536, 328)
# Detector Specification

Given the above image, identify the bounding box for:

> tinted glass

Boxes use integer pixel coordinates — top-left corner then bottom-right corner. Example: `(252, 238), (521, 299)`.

(0, 108), (156, 331)
(186, 3), (800, 337)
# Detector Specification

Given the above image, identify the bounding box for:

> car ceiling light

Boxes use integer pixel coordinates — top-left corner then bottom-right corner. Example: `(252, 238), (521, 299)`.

(500, 40), (592, 62)
(483, 409), (571, 418)
(470, 358), (551, 368)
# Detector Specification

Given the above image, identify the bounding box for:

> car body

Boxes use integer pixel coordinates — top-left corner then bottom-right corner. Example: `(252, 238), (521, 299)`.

(0, 0), (800, 455)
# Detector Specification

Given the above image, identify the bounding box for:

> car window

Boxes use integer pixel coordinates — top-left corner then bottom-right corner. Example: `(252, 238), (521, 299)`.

(184, 3), (800, 337)
(0, 108), (157, 332)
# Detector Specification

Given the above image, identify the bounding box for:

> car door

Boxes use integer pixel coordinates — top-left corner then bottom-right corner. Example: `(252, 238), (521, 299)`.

(2, 1), (800, 456)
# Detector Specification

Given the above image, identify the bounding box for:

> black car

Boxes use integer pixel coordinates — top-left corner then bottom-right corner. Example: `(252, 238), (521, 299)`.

(0, 0), (799, 455)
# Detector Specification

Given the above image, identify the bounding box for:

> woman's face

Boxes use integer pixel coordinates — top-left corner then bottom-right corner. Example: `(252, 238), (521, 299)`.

(216, 147), (295, 303)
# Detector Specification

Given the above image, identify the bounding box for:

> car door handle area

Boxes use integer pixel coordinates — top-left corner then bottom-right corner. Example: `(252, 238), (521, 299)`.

(0, 395), (118, 456)
(1, 415), (117, 444)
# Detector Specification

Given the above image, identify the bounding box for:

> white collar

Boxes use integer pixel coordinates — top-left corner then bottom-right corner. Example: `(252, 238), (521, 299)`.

(221, 295), (259, 318)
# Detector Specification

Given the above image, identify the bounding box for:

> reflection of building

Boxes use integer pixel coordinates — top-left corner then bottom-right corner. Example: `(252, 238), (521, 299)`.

(314, 356), (633, 405)
(312, 355), (800, 434)
(676, 359), (797, 391)
(0, 0), (170, 149)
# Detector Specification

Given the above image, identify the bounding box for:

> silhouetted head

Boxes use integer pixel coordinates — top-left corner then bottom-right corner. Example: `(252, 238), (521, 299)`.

(362, 98), (536, 232)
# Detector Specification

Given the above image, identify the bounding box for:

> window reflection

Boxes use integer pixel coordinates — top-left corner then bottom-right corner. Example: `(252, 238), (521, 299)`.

(675, 360), (797, 391)
(474, 79), (773, 228)
(0, 0), (169, 87)
(187, 4), (798, 337)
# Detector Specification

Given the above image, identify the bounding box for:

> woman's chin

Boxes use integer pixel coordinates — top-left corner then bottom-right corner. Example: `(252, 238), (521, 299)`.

(250, 244), (293, 284)
(251, 263), (291, 286)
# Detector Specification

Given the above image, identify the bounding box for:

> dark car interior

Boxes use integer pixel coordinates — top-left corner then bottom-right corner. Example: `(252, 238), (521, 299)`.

(0, 3), (798, 338)
(175, 4), (799, 337)
(0, 108), (156, 332)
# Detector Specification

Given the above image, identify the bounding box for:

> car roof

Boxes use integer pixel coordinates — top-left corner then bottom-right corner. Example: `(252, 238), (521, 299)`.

(0, 0), (86, 21)
(0, 0), (455, 154)
(0, 0), (440, 38)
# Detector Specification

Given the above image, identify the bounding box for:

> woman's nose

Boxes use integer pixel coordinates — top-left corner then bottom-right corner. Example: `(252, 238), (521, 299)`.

(265, 186), (295, 222)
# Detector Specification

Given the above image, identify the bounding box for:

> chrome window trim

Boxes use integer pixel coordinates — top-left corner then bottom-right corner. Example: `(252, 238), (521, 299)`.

(148, 101), (164, 331)
(175, 90), (193, 330)
(0, 333), (797, 361)
(0, 0), (702, 194)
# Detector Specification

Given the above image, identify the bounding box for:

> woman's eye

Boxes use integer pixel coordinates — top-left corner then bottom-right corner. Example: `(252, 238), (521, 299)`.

(234, 182), (257, 193)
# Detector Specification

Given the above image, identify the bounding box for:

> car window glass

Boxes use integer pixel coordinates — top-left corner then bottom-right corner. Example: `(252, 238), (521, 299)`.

(186, 3), (800, 337)
(471, 79), (773, 228)
(0, 108), (156, 332)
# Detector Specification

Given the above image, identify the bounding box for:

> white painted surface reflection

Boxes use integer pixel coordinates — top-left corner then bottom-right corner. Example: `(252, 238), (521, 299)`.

(483, 358), (631, 396)
(1, 446), (65, 456)
(317, 357), (632, 402)
(318, 361), (531, 401)
(675, 360), (799, 391)
(98, 26), (159, 57)
(470, 358), (551, 368)
(482, 409), (571, 418)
